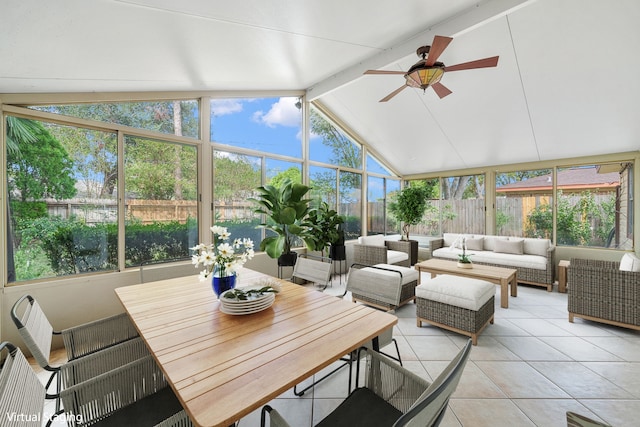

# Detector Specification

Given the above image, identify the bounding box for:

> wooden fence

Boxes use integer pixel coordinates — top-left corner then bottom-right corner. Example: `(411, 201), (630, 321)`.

(46, 194), (615, 238)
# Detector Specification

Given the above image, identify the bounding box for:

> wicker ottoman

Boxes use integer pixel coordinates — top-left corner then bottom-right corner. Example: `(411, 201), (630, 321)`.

(416, 274), (495, 345)
(347, 263), (419, 311)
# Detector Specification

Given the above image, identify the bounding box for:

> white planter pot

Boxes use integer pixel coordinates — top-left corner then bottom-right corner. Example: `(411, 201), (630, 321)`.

(457, 261), (473, 269)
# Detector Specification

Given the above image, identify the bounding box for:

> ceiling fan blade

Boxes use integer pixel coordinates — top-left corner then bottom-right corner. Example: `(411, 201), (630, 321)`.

(431, 82), (452, 99)
(444, 56), (499, 72)
(364, 70), (406, 75)
(379, 85), (408, 102)
(425, 35), (453, 66)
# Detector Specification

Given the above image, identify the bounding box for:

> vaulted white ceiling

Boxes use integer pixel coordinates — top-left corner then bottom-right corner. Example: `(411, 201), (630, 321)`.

(2, 0), (639, 176)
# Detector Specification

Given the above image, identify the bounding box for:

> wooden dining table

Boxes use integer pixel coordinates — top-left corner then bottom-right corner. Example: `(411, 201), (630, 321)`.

(114, 267), (398, 427)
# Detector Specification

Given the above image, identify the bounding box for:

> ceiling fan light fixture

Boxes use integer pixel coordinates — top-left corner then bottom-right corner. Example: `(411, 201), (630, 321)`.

(405, 67), (444, 90)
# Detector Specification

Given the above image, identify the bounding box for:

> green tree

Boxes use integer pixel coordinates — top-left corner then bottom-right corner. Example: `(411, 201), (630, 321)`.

(269, 167), (302, 187)
(310, 109), (360, 169)
(37, 101), (198, 199)
(125, 137), (196, 200)
(214, 154), (261, 201)
(7, 121), (77, 202)
(5, 116), (40, 156)
(496, 169), (552, 187)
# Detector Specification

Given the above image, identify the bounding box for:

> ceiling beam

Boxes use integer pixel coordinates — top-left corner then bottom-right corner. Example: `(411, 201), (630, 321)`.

(306, 0), (537, 100)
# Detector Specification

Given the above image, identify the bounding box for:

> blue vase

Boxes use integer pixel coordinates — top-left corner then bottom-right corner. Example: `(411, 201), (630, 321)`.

(212, 270), (236, 297)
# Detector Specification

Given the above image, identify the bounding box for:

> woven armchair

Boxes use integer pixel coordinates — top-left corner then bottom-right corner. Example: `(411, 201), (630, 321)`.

(262, 339), (472, 427)
(568, 258), (640, 330)
(353, 239), (412, 267)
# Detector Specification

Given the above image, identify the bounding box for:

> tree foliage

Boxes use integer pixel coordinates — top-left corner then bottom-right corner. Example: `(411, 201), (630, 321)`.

(388, 185), (431, 240)
(7, 121), (77, 202)
(525, 191), (616, 246)
(214, 154), (261, 202)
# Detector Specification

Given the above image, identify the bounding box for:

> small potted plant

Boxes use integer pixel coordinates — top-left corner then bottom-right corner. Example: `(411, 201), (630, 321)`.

(457, 237), (473, 269)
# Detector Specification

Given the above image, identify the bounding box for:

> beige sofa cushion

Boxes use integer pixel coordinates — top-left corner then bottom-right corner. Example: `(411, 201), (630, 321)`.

(494, 239), (524, 255)
(483, 235), (508, 251)
(465, 237), (484, 251)
(619, 252), (640, 272)
(522, 238), (551, 257)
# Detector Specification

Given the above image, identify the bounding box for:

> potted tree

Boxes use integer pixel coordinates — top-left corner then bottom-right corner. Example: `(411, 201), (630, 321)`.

(250, 178), (316, 266)
(388, 185), (430, 241)
(388, 185), (430, 265)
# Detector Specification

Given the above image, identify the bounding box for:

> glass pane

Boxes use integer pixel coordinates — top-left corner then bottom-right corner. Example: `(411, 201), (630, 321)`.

(265, 159), (302, 185)
(309, 107), (362, 169)
(340, 171), (362, 240)
(367, 154), (393, 175)
(124, 136), (198, 267)
(211, 97), (302, 158)
(367, 176), (385, 235)
(556, 164), (632, 249)
(31, 100), (199, 138)
(310, 166), (337, 209)
(441, 174), (485, 235)
(496, 168), (553, 238)
(6, 117), (117, 281)
(213, 151), (262, 244)
(386, 179), (401, 234)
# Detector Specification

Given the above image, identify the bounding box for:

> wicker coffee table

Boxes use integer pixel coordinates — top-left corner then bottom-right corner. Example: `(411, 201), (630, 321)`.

(415, 259), (517, 308)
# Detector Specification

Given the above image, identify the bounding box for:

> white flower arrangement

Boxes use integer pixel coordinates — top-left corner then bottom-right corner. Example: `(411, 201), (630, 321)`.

(191, 226), (255, 281)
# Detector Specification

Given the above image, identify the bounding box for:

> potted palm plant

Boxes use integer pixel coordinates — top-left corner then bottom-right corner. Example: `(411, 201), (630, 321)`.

(250, 178), (316, 266)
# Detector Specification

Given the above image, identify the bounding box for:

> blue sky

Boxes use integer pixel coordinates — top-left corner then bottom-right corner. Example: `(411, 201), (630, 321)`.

(209, 96), (395, 199)
(210, 97), (303, 158)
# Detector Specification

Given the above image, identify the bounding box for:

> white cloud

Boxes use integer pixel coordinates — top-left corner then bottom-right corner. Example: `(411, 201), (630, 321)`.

(211, 99), (244, 116)
(252, 97), (301, 128)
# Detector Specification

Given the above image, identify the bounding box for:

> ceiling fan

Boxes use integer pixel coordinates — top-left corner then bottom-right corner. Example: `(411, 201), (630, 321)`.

(364, 35), (499, 102)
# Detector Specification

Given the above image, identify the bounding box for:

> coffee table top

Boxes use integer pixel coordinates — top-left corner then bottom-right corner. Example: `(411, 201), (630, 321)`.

(416, 258), (517, 280)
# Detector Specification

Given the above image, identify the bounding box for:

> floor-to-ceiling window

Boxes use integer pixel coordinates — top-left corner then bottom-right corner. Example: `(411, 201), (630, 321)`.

(6, 99), (200, 282)
(495, 168), (553, 238)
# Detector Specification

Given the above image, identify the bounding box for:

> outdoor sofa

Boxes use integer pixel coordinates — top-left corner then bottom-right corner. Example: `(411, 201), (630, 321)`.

(430, 233), (555, 290)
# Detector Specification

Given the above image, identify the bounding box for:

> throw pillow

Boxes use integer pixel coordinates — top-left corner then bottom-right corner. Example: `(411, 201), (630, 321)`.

(494, 239), (524, 255)
(619, 253), (640, 272)
(465, 237), (484, 251)
(523, 238), (550, 257)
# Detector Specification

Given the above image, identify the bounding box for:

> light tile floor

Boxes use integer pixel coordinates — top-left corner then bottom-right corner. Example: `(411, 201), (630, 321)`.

(241, 273), (640, 427)
(34, 272), (640, 427)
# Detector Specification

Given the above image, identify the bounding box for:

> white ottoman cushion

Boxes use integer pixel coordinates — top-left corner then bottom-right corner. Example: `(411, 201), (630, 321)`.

(416, 275), (495, 311)
(370, 263), (419, 284)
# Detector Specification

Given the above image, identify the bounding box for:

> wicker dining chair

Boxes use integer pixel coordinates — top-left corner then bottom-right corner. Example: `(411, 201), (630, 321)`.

(10, 294), (141, 411)
(263, 339), (472, 427)
(0, 341), (192, 427)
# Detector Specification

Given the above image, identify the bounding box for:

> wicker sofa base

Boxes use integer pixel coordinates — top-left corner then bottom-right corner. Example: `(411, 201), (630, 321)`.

(416, 296), (495, 345)
(352, 279), (417, 311)
(569, 312), (640, 331)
